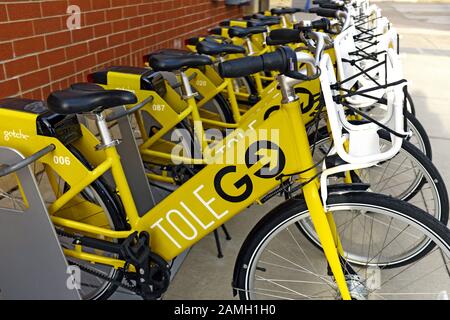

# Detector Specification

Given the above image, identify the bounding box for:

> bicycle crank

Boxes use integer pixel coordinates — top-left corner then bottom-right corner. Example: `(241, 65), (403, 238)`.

(57, 228), (171, 300)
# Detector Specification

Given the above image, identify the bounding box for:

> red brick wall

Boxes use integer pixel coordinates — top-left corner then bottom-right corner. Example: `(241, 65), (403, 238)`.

(0, 0), (244, 100)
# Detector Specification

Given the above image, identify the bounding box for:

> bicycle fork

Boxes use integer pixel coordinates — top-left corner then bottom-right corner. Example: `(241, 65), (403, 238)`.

(280, 75), (352, 300)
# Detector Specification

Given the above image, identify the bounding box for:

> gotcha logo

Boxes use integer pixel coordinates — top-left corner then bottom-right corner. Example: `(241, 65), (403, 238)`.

(3, 130), (30, 141)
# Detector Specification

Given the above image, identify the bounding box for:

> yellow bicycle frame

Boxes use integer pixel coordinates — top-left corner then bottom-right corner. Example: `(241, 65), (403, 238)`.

(91, 63), (324, 169)
(0, 84), (351, 298)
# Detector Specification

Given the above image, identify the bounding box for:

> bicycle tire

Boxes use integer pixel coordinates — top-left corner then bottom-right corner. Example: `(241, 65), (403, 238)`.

(64, 145), (128, 300)
(404, 110), (432, 159)
(209, 93), (234, 124)
(308, 127), (445, 223)
(235, 192), (450, 300)
(406, 91), (416, 116)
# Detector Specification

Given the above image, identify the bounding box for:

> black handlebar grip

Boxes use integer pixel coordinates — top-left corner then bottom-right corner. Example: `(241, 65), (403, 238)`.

(269, 29), (301, 44)
(311, 18), (331, 30)
(266, 37), (292, 46)
(219, 50), (286, 78)
(320, 3), (345, 10)
(309, 7), (338, 18)
(219, 56), (264, 78)
(313, 0), (331, 4)
(262, 50), (288, 73)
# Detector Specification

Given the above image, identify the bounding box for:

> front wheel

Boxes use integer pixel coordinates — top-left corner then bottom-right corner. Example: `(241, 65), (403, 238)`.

(235, 192), (450, 300)
(406, 91), (416, 116)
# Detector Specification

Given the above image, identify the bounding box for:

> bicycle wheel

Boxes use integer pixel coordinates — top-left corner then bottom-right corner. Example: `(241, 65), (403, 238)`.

(235, 193), (450, 300)
(307, 110), (431, 159)
(50, 146), (127, 300)
(309, 128), (448, 224)
(233, 76), (258, 98)
(201, 92), (234, 124)
(404, 110), (432, 159)
(406, 91), (416, 116)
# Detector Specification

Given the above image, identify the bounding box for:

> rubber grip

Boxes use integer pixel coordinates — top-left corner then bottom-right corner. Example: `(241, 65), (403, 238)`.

(313, 0), (332, 4)
(266, 37), (292, 46)
(219, 51), (285, 78)
(268, 29), (301, 44)
(319, 3), (345, 10)
(309, 7), (338, 18)
(311, 18), (331, 30)
(219, 56), (264, 78)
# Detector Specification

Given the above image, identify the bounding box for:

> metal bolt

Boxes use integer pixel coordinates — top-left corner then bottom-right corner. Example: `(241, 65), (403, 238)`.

(140, 268), (145, 275)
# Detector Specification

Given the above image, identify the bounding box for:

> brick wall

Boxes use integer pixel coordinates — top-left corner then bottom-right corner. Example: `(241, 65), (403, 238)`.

(0, 0), (244, 101)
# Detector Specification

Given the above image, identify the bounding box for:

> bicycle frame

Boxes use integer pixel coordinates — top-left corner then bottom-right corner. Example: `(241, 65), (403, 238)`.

(0, 78), (351, 299)
(92, 62), (324, 170)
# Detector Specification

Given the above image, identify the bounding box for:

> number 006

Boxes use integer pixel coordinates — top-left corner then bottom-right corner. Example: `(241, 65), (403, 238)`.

(53, 156), (71, 166)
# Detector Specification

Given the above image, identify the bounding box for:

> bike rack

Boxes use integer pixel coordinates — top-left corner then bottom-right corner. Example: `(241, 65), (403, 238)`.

(0, 147), (81, 300)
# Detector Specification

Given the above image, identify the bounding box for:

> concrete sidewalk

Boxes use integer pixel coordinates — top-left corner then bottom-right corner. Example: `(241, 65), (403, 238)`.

(163, 2), (450, 300)
(375, 2), (450, 187)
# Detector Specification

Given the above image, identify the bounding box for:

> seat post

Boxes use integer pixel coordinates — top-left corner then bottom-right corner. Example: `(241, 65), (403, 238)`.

(179, 70), (195, 99)
(179, 70), (207, 151)
(95, 112), (119, 150)
(245, 37), (255, 55)
(281, 16), (288, 28)
(291, 13), (298, 24)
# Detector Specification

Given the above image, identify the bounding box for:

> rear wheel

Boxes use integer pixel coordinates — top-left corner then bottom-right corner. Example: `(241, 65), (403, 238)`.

(201, 93), (234, 124)
(47, 146), (127, 300)
(233, 76), (258, 97)
(235, 193), (450, 300)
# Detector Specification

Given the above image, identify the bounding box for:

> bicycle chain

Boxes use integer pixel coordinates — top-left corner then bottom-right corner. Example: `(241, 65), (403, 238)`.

(56, 228), (142, 296)
(69, 260), (140, 295)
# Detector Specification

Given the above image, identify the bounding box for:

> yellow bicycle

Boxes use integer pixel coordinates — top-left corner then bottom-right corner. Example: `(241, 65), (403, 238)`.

(1, 47), (449, 300)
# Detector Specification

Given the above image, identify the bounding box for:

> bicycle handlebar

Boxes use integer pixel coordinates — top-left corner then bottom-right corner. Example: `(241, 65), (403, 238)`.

(218, 53), (280, 79)
(295, 18), (331, 32)
(309, 7), (339, 18)
(319, 3), (346, 10)
(218, 47), (319, 81)
(268, 28), (331, 65)
(309, 7), (350, 31)
(313, 0), (345, 6)
(266, 29), (301, 46)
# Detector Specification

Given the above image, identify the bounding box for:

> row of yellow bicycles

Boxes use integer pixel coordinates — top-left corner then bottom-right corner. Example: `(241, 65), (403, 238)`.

(0, 0), (449, 300)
